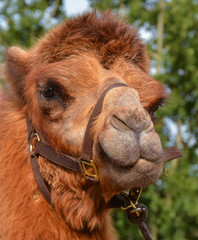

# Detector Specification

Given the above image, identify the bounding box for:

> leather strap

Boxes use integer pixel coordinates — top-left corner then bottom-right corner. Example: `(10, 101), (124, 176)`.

(35, 141), (83, 173)
(108, 195), (153, 240)
(163, 146), (182, 162)
(31, 153), (52, 205)
(81, 82), (128, 162)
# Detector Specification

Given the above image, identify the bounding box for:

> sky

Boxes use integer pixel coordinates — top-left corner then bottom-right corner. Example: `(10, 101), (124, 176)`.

(64, 0), (90, 16)
(63, 0), (152, 41)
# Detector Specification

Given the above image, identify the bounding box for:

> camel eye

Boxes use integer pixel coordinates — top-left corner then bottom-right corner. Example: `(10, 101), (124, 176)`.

(41, 87), (55, 99)
(144, 106), (159, 124)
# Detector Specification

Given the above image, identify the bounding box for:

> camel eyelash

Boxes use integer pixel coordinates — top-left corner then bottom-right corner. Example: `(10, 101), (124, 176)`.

(150, 112), (158, 124)
(145, 102), (164, 124)
(148, 98), (166, 124)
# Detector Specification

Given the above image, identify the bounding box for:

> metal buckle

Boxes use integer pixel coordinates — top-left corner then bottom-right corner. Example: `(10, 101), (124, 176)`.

(121, 187), (143, 217)
(30, 133), (40, 153)
(80, 159), (99, 182)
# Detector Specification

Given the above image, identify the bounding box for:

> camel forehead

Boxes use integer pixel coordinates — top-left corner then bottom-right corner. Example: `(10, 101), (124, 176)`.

(30, 12), (149, 72)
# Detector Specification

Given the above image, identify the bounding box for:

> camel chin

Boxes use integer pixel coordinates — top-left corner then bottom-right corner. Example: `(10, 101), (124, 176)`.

(98, 153), (164, 201)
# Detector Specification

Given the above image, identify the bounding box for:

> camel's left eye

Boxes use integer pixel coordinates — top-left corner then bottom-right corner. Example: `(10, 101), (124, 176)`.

(41, 87), (55, 99)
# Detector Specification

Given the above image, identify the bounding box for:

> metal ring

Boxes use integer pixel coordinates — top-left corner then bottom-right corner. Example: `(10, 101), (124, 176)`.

(30, 132), (40, 152)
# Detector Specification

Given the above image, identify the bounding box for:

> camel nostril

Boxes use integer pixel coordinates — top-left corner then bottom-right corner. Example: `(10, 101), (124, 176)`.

(111, 108), (151, 133)
(111, 114), (133, 131)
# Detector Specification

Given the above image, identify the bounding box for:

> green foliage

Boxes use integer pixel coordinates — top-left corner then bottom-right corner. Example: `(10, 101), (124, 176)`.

(0, 0), (66, 88)
(89, 0), (198, 239)
(0, 0), (66, 60)
(112, 210), (139, 240)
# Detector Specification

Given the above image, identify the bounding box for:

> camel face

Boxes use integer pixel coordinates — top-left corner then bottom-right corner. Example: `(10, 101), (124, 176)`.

(22, 52), (165, 201)
(5, 12), (166, 205)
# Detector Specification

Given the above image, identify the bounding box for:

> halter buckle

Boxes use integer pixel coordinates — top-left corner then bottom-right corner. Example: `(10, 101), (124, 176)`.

(80, 159), (99, 182)
(121, 187), (143, 216)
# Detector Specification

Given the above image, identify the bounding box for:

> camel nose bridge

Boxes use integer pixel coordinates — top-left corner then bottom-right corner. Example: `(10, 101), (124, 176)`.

(103, 85), (151, 132)
(111, 104), (151, 133)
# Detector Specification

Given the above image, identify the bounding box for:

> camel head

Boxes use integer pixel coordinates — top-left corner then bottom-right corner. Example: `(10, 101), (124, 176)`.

(5, 12), (166, 212)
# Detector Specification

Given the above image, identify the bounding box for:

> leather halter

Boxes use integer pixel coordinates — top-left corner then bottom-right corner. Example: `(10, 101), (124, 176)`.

(28, 82), (182, 240)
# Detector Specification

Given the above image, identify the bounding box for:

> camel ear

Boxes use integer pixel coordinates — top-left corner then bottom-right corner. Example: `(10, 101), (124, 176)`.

(5, 46), (30, 103)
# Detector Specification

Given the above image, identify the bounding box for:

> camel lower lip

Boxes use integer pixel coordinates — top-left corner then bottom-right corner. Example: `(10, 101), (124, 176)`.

(133, 158), (162, 174)
(110, 158), (162, 173)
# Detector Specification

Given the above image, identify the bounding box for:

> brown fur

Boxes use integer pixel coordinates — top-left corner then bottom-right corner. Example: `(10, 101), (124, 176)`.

(0, 12), (166, 239)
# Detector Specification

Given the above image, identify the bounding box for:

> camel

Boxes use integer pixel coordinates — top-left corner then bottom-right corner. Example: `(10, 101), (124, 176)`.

(0, 12), (181, 240)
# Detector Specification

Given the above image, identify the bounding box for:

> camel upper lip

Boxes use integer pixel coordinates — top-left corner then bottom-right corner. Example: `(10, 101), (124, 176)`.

(98, 142), (137, 168)
(99, 142), (163, 169)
